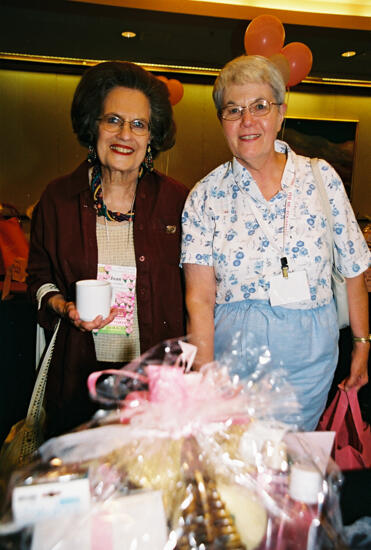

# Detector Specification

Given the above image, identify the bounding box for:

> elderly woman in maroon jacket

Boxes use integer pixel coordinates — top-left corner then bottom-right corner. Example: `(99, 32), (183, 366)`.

(27, 61), (188, 437)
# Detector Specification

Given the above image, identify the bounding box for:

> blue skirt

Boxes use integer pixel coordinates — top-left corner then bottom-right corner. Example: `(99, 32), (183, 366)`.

(214, 299), (339, 431)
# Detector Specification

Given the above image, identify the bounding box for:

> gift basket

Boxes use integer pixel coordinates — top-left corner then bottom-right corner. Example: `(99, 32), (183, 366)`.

(0, 338), (348, 550)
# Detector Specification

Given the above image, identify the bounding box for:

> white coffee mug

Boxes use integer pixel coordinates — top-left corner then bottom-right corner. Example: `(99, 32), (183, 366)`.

(76, 279), (112, 322)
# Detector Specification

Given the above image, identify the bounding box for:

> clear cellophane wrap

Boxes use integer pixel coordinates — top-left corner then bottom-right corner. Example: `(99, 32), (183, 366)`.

(2, 338), (348, 549)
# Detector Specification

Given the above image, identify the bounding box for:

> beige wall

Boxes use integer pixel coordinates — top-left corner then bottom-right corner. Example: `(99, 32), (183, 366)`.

(0, 69), (370, 218)
(0, 70), (86, 213)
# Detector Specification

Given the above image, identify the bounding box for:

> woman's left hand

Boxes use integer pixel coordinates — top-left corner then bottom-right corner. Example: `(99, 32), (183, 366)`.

(340, 273), (370, 391)
(339, 342), (369, 391)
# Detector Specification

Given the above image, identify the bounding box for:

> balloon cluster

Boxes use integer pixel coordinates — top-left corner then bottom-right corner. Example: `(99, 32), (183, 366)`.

(244, 15), (313, 87)
(157, 75), (184, 105)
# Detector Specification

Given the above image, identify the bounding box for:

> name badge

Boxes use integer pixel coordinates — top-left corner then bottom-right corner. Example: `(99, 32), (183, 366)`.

(269, 270), (310, 306)
(97, 264), (137, 335)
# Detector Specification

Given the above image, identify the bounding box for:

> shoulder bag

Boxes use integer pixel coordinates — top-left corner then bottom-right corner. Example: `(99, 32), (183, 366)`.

(0, 319), (60, 492)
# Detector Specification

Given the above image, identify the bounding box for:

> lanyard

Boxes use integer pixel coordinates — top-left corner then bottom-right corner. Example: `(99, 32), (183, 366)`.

(239, 167), (297, 278)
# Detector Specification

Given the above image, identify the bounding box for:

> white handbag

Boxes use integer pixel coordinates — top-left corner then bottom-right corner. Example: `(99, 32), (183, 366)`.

(310, 158), (349, 329)
(0, 319), (61, 476)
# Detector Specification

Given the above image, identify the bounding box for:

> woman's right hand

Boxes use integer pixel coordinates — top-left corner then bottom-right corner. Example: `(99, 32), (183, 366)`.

(48, 293), (117, 332)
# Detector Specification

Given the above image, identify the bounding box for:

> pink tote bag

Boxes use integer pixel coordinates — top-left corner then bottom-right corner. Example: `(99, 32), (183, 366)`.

(318, 388), (371, 470)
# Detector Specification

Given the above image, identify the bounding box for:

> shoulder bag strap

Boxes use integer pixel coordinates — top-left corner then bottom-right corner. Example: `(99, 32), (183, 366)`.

(310, 157), (335, 266)
(310, 158), (332, 224)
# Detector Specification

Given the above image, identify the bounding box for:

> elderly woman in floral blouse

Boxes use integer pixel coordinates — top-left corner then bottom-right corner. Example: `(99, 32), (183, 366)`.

(181, 55), (370, 430)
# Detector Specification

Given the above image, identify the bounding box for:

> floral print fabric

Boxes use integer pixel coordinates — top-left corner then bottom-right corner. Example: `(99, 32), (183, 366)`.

(181, 140), (370, 308)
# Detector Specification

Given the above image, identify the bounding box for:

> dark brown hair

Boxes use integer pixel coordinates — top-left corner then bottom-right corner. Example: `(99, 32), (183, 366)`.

(71, 61), (175, 158)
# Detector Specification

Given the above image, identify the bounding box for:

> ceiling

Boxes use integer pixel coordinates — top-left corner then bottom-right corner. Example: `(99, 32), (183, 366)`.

(1, 0), (371, 86)
(70, 0), (371, 30)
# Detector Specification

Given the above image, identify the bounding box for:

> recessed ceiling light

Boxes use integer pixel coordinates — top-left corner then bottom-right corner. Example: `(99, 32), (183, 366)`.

(121, 31), (136, 39)
(341, 51), (356, 57)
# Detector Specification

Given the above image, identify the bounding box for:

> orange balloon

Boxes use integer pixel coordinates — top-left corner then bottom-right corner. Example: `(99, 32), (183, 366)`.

(157, 75), (168, 84)
(244, 15), (285, 58)
(167, 79), (184, 105)
(269, 53), (290, 85)
(282, 42), (313, 87)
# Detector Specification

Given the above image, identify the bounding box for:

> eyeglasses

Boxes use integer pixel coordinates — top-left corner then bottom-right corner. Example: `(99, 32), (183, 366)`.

(98, 114), (150, 135)
(219, 99), (282, 121)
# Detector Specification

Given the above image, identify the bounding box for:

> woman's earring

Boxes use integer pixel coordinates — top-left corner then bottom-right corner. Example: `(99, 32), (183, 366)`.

(87, 145), (97, 164)
(143, 144), (153, 172)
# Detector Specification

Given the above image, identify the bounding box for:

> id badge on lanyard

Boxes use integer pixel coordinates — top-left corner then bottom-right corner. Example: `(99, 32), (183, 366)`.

(269, 270), (310, 306)
(246, 167), (310, 307)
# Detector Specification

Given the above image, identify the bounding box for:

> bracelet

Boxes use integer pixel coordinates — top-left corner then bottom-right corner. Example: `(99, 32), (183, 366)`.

(352, 335), (371, 343)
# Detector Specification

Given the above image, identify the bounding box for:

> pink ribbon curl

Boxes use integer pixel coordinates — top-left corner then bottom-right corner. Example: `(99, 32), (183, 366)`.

(88, 364), (250, 437)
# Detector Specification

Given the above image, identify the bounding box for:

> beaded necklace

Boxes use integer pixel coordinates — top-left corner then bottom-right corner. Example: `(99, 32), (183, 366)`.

(90, 163), (143, 222)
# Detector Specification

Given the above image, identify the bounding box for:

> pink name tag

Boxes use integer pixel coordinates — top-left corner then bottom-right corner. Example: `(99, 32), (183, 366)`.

(97, 264), (137, 335)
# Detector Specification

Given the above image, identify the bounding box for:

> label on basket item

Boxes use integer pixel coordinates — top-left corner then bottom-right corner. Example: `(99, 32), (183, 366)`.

(31, 489), (168, 550)
(12, 477), (91, 525)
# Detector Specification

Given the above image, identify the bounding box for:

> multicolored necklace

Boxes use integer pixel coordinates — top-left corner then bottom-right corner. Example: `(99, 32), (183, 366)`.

(90, 163), (140, 222)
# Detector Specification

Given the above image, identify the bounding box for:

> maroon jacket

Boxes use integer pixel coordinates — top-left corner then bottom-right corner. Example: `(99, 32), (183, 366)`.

(27, 161), (188, 436)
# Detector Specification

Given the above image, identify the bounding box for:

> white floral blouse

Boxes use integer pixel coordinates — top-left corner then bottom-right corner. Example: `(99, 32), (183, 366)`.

(181, 140), (371, 308)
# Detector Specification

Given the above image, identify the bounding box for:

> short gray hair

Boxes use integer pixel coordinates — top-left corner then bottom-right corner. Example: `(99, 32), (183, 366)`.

(213, 55), (286, 113)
